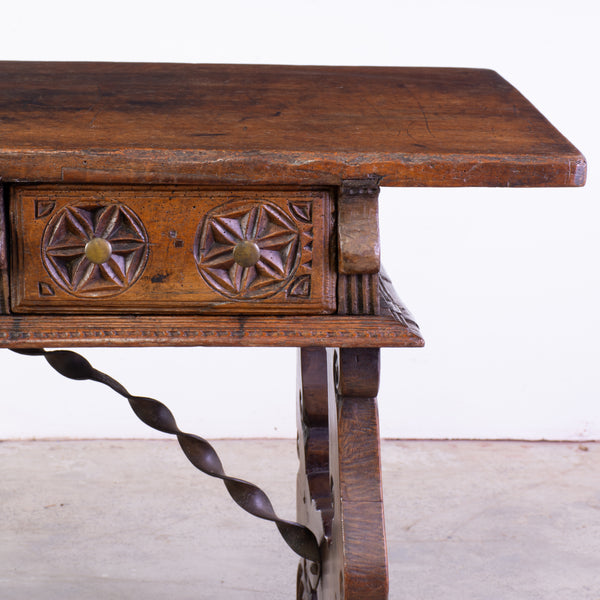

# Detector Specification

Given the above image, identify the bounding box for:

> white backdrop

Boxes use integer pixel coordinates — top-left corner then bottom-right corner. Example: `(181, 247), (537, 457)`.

(0, 0), (598, 440)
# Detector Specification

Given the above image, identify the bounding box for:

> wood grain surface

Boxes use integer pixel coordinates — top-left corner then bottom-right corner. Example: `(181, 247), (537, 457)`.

(0, 62), (586, 187)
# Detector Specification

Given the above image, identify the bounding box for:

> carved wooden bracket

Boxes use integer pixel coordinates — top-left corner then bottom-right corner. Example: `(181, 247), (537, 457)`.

(297, 347), (388, 599)
(337, 179), (381, 316)
(337, 179), (380, 275)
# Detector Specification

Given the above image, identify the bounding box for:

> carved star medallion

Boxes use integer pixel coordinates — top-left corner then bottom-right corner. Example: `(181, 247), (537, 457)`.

(195, 201), (302, 299)
(42, 203), (149, 297)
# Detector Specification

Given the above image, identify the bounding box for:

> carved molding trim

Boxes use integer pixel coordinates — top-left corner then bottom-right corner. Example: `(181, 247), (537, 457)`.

(0, 313), (425, 348)
(42, 203), (149, 297)
(378, 268), (420, 330)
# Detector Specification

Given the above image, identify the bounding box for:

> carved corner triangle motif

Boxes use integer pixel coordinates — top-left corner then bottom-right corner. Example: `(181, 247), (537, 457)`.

(288, 274), (311, 298)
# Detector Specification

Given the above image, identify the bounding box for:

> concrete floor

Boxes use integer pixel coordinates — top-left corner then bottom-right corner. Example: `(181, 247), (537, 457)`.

(0, 440), (599, 599)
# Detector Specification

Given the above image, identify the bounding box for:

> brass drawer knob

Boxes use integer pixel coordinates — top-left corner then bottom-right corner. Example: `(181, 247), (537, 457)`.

(232, 240), (260, 267)
(84, 237), (113, 264)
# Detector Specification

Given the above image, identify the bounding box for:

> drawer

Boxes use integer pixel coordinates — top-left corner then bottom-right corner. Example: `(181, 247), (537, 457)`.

(10, 186), (335, 314)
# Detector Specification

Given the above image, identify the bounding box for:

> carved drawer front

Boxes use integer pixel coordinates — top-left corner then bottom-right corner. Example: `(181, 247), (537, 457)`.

(10, 186), (335, 314)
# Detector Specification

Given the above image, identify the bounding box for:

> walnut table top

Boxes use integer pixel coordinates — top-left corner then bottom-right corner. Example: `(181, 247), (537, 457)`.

(0, 62), (586, 188)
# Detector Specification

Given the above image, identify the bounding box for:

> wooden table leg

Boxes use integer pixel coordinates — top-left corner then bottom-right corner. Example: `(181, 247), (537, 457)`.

(297, 347), (388, 600)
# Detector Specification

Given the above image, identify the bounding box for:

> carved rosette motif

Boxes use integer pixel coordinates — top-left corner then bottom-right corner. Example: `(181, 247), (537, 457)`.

(195, 200), (310, 300)
(42, 203), (149, 297)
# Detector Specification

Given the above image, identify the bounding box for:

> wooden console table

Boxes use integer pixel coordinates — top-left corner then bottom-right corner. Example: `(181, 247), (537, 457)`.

(0, 62), (586, 599)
